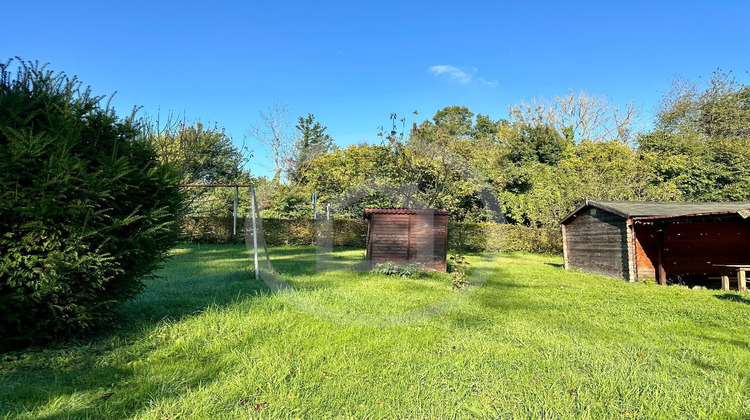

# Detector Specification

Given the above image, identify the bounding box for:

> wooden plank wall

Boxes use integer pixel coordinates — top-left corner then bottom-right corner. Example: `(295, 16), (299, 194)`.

(634, 223), (658, 280)
(368, 214), (410, 264)
(564, 208), (630, 279)
(367, 213), (448, 272)
(412, 213), (447, 271)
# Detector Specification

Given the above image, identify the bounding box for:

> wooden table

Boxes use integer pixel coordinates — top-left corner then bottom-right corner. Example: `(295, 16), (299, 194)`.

(713, 264), (750, 291)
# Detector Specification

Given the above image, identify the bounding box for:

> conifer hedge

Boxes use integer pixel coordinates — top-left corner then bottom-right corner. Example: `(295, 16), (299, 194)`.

(0, 59), (184, 349)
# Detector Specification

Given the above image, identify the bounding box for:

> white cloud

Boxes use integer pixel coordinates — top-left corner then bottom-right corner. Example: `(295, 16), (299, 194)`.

(428, 65), (497, 89)
(428, 65), (475, 85)
(478, 77), (499, 89)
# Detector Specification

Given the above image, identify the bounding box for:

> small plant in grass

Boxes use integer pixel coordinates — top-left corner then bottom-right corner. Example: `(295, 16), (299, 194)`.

(399, 263), (421, 277)
(448, 253), (470, 288)
(371, 261), (401, 276)
(370, 262), (423, 277)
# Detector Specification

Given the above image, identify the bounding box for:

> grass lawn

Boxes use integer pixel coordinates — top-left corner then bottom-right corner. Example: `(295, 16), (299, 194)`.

(2, 244), (750, 419)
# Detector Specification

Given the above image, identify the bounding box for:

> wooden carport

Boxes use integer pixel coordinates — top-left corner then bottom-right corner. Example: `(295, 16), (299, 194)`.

(561, 201), (750, 288)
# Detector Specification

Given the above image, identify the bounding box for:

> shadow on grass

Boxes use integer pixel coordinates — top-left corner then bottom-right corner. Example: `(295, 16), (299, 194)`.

(0, 244), (376, 419)
(442, 265), (553, 330)
(115, 244), (270, 325)
(0, 243), (275, 419)
(715, 293), (750, 305)
(256, 245), (366, 277)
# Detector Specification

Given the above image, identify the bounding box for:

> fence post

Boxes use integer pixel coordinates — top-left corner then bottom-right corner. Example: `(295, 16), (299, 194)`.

(233, 185), (239, 236)
(312, 192), (317, 220)
(251, 185), (259, 280)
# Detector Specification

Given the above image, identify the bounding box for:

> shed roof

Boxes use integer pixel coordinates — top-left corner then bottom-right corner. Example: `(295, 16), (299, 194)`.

(561, 200), (750, 225)
(364, 208), (450, 218)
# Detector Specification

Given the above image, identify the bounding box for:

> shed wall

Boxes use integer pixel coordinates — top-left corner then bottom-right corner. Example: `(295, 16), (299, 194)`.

(366, 212), (447, 271)
(564, 208), (630, 279)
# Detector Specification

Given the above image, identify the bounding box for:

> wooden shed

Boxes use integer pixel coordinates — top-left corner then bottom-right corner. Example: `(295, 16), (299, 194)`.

(561, 200), (750, 285)
(364, 208), (449, 272)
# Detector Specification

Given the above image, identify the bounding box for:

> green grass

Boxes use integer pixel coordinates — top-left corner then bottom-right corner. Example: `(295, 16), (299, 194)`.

(2, 244), (750, 419)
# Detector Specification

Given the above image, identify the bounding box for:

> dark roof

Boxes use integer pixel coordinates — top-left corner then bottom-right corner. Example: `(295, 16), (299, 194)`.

(364, 208), (450, 218)
(561, 200), (750, 224)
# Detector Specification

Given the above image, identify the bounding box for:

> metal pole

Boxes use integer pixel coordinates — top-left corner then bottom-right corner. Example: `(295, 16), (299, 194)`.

(326, 203), (330, 220)
(313, 192), (317, 220)
(251, 185), (259, 280)
(233, 185), (239, 236)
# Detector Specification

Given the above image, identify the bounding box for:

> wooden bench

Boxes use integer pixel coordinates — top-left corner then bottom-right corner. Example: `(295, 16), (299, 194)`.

(713, 264), (750, 292)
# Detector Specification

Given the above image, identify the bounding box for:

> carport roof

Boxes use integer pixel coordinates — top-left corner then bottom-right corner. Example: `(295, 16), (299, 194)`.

(561, 200), (750, 225)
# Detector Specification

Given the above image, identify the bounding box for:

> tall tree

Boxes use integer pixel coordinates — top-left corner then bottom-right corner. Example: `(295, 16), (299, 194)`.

(473, 113), (504, 141)
(505, 124), (572, 165)
(643, 70), (750, 201)
(148, 120), (248, 184)
(657, 70), (750, 138)
(147, 119), (251, 218)
(432, 105), (475, 138)
(290, 113), (334, 183)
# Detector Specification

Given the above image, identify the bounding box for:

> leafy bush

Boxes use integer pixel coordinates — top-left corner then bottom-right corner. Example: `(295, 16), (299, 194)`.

(371, 262), (423, 277)
(371, 261), (402, 276)
(448, 253), (470, 289)
(398, 263), (421, 277)
(0, 59), (184, 349)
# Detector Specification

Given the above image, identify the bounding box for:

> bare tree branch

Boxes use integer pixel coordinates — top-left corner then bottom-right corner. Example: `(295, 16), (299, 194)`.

(509, 89), (643, 144)
(246, 101), (293, 180)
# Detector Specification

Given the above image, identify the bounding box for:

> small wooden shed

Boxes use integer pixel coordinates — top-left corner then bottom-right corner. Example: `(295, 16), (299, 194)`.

(561, 200), (750, 284)
(364, 208), (449, 272)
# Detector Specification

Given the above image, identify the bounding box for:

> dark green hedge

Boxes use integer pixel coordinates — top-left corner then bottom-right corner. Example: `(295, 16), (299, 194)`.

(180, 217), (238, 244)
(180, 217), (368, 247)
(179, 217), (561, 254)
(448, 222), (562, 254)
(0, 60), (184, 349)
(262, 219), (368, 248)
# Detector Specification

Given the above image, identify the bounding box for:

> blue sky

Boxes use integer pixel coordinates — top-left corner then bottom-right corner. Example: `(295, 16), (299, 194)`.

(4, 0), (750, 177)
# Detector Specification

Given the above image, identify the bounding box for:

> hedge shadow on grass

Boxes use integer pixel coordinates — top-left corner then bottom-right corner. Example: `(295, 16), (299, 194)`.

(0, 244), (271, 420)
(255, 245), (367, 278)
(1, 244), (378, 419)
(115, 244), (270, 326)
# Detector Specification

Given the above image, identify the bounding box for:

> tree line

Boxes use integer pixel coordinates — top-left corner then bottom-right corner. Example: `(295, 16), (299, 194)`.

(155, 70), (750, 228)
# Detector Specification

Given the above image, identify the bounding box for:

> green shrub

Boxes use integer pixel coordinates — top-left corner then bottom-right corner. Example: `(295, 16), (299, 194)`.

(0, 59), (184, 349)
(371, 261), (402, 276)
(448, 253), (470, 288)
(371, 262), (424, 277)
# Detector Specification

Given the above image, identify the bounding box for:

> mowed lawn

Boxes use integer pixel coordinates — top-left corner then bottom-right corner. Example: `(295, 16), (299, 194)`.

(2, 245), (750, 419)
